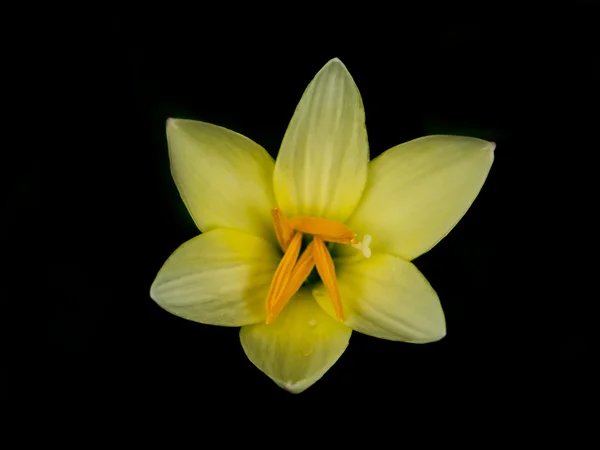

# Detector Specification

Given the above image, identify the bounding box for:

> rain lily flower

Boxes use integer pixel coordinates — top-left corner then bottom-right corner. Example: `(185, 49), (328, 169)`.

(150, 58), (494, 393)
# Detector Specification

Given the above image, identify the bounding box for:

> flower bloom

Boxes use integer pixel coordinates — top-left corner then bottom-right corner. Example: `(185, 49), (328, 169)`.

(150, 58), (495, 393)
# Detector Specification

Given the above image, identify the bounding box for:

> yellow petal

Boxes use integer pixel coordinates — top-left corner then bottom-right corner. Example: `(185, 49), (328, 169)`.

(167, 119), (277, 244)
(341, 135), (494, 261)
(273, 58), (369, 222)
(240, 288), (351, 393)
(313, 254), (445, 343)
(150, 229), (280, 326)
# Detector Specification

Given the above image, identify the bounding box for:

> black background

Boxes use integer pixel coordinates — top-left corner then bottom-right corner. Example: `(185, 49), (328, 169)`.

(12, 6), (595, 416)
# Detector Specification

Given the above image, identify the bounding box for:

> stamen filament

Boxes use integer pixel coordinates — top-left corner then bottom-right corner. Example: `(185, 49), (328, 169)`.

(272, 207), (294, 251)
(288, 216), (357, 244)
(312, 236), (345, 321)
(265, 231), (303, 312)
(267, 207), (362, 323)
(266, 241), (315, 324)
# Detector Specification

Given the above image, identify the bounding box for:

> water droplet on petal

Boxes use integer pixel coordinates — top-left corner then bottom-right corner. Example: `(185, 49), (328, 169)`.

(308, 319), (317, 328)
(302, 347), (314, 356)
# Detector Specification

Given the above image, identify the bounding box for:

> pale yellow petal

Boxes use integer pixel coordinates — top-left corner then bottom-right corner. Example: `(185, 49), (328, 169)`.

(273, 58), (368, 222)
(340, 135), (494, 261)
(150, 229), (280, 326)
(240, 288), (351, 393)
(313, 254), (445, 343)
(167, 119), (276, 244)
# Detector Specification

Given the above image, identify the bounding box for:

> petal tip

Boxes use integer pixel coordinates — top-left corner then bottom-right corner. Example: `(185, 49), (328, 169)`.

(166, 117), (177, 129)
(323, 57), (347, 71)
(487, 141), (496, 152)
(410, 326), (446, 344)
(428, 317), (447, 342)
(279, 380), (308, 394)
(149, 278), (159, 301)
(282, 382), (298, 393)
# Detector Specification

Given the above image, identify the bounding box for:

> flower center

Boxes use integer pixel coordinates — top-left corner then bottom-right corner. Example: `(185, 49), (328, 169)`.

(266, 207), (370, 324)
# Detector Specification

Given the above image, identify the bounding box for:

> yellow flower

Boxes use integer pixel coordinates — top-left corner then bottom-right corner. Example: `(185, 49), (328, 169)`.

(150, 58), (495, 393)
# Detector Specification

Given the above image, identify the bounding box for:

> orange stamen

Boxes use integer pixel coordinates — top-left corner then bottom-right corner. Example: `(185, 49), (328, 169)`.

(266, 241), (316, 324)
(265, 231), (303, 312)
(266, 208), (361, 324)
(312, 236), (345, 321)
(287, 216), (357, 245)
(272, 207), (293, 251)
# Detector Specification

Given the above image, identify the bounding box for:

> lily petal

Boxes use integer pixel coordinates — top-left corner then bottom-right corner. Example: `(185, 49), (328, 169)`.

(273, 58), (369, 222)
(240, 288), (351, 393)
(150, 229), (280, 326)
(341, 135), (494, 261)
(313, 254), (445, 343)
(167, 119), (277, 244)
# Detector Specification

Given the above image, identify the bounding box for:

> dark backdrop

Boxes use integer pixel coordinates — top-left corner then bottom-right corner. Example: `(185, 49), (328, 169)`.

(13, 6), (595, 416)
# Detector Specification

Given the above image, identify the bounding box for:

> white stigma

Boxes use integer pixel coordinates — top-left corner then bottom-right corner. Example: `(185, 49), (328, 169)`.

(352, 234), (372, 259)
